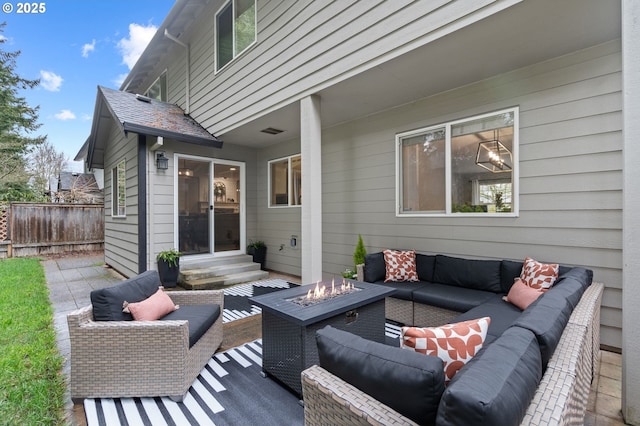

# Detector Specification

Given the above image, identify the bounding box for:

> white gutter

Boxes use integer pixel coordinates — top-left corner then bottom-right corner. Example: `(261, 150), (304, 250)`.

(164, 29), (190, 114)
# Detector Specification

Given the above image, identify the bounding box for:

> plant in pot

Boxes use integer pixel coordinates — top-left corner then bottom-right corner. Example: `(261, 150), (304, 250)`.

(156, 249), (181, 288)
(247, 240), (267, 270)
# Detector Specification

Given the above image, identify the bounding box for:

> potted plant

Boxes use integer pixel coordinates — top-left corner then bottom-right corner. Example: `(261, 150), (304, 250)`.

(156, 249), (181, 288)
(247, 240), (267, 270)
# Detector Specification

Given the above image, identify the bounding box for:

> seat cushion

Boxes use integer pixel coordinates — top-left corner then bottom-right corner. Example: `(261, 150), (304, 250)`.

(316, 325), (445, 426)
(433, 255), (502, 293)
(412, 283), (495, 312)
(369, 281), (429, 301)
(452, 294), (523, 342)
(91, 270), (161, 321)
(161, 304), (220, 348)
(436, 327), (542, 426)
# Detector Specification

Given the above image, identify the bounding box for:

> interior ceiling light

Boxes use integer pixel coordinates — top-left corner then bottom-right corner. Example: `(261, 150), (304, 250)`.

(475, 130), (512, 173)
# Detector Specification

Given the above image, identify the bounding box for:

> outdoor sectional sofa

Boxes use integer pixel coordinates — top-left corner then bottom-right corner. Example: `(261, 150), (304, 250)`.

(301, 252), (603, 426)
(67, 270), (223, 402)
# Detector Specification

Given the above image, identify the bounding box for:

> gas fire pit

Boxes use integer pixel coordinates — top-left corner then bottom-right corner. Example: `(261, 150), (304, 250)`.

(249, 280), (396, 396)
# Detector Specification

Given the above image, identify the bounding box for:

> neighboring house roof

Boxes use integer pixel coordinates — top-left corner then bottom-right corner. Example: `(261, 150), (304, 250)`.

(57, 171), (100, 192)
(84, 85), (222, 169)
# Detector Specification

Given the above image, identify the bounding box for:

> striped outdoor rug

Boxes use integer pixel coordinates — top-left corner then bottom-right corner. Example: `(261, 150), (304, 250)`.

(84, 324), (403, 425)
(221, 279), (295, 323)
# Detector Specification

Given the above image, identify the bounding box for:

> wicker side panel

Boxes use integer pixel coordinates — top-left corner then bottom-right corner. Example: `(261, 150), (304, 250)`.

(385, 297), (413, 325)
(413, 303), (459, 327)
(521, 322), (591, 426)
(568, 282), (603, 380)
(302, 365), (418, 426)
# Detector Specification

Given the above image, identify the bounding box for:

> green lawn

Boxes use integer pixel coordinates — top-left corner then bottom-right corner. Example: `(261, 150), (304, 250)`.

(0, 258), (67, 425)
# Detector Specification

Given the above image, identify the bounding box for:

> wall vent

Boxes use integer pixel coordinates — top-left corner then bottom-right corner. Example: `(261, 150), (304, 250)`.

(260, 127), (284, 135)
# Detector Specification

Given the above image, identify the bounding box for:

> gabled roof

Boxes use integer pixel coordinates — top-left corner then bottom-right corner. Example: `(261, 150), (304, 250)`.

(84, 86), (222, 169)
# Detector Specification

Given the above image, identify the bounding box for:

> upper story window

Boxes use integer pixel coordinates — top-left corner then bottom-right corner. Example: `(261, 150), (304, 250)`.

(269, 154), (301, 207)
(396, 108), (518, 216)
(112, 159), (126, 217)
(216, 0), (256, 71)
(145, 73), (167, 101)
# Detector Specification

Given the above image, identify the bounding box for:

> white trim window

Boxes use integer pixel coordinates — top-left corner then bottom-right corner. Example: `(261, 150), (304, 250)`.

(268, 154), (301, 207)
(112, 159), (126, 217)
(145, 72), (167, 101)
(215, 0), (256, 71)
(396, 107), (518, 216)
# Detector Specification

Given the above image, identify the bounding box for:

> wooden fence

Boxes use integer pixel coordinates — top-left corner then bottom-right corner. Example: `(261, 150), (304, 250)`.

(0, 203), (104, 258)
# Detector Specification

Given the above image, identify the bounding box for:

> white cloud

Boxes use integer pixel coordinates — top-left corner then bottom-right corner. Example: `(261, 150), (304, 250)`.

(81, 113), (92, 121)
(40, 70), (63, 91)
(54, 110), (76, 120)
(82, 39), (96, 58)
(113, 73), (128, 88)
(117, 23), (157, 70)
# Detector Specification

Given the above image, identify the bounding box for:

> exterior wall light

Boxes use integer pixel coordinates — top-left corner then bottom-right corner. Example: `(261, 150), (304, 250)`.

(156, 152), (169, 170)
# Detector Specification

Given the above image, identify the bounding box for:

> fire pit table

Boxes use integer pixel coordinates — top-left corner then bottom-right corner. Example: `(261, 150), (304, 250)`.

(249, 280), (395, 396)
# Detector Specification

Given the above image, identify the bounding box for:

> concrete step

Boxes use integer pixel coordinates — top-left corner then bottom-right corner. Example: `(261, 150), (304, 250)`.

(180, 261), (261, 282)
(180, 254), (254, 270)
(180, 269), (270, 290)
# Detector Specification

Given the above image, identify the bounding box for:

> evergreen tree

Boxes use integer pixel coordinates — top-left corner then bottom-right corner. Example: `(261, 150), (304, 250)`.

(353, 234), (367, 268)
(0, 22), (45, 186)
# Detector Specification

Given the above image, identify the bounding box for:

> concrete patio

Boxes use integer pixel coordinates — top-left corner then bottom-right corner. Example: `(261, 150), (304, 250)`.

(43, 253), (626, 425)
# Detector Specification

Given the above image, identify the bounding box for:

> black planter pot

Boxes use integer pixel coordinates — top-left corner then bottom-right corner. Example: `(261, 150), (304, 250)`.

(157, 259), (179, 288)
(248, 246), (267, 270)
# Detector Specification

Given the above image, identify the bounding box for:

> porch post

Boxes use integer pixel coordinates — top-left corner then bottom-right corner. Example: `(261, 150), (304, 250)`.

(622, 0), (640, 423)
(300, 95), (322, 283)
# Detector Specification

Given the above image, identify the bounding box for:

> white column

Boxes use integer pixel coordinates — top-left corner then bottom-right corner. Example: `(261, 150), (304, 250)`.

(622, 1), (640, 424)
(300, 95), (323, 284)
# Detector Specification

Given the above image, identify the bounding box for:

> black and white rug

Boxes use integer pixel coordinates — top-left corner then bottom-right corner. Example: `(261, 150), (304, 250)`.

(221, 279), (296, 323)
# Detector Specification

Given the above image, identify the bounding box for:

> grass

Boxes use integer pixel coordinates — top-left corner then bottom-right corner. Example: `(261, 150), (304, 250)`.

(0, 258), (67, 425)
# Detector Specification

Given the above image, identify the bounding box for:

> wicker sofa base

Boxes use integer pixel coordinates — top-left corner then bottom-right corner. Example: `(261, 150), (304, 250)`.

(67, 290), (224, 401)
(302, 283), (604, 426)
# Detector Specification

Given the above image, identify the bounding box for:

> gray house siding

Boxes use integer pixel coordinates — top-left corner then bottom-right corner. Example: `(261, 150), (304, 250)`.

(104, 124), (140, 278)
(183, 0), (518, 135)
(315, 40), (622, 348)
(255, 139), (302, 276)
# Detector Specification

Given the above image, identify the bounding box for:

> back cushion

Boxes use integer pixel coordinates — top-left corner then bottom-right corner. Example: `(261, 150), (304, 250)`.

(512, 290), (573, 368)
(415, 254), (436, 282)
(433, 255), (502, 293)
(436, 327), (542, 426)
(500, 260), (524, 293)
(557, 267), (593, 290)
(363, 252), (385, 282)
(316, 326), (445, 426)
(91, 270), (161, 321)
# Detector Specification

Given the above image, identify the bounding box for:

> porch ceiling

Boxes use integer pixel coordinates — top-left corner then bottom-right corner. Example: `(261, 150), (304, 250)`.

(219, 0), (621, 147)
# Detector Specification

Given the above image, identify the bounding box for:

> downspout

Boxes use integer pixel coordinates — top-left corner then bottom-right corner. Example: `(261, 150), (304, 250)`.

(138, 135), (148, 274)
(164, 29), (190, 114)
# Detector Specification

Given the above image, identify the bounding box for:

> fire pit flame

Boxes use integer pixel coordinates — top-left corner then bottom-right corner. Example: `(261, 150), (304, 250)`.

(290, 278), (360, 307)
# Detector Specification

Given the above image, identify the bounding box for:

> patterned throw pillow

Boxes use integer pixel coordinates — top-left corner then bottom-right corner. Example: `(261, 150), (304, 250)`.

(401, 317), (491, 384)
(505, 278), (544, 310)
(122, 288), (179, 321)
(520, 256), (559, 290)
(383, 249), (420, 282)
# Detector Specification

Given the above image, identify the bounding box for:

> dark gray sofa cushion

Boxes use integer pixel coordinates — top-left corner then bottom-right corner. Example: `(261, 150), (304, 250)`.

(316, 326), (445, 426)
(500, 260), (523, 293)
(433, 255), (502, 293)
(452, 295), (523, 342)
(363, 252), (385, 282)
(369, 281), (429, 301)
(436, 327), (542, 426)
(91, 270), (161, 321)
(416, 253), (436, 282)
(512, 290), (573, 368)
(161, 304), (220, 348)
(412, 283), (495, 312)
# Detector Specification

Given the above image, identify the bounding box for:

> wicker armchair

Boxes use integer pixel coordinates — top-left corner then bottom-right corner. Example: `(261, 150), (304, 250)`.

(67, 289), (223, 402)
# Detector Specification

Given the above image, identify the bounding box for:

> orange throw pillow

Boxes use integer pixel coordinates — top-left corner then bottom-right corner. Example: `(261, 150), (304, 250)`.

(401, 317), (490, 384)
(122, 288), (179, 321)
(520, 256), (559, 290)
(383, 249), (419, 282)
(505, 278), (544, 310)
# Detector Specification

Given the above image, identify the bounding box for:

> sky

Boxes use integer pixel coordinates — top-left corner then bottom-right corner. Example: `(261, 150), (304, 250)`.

(2, 0), (176, 171)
